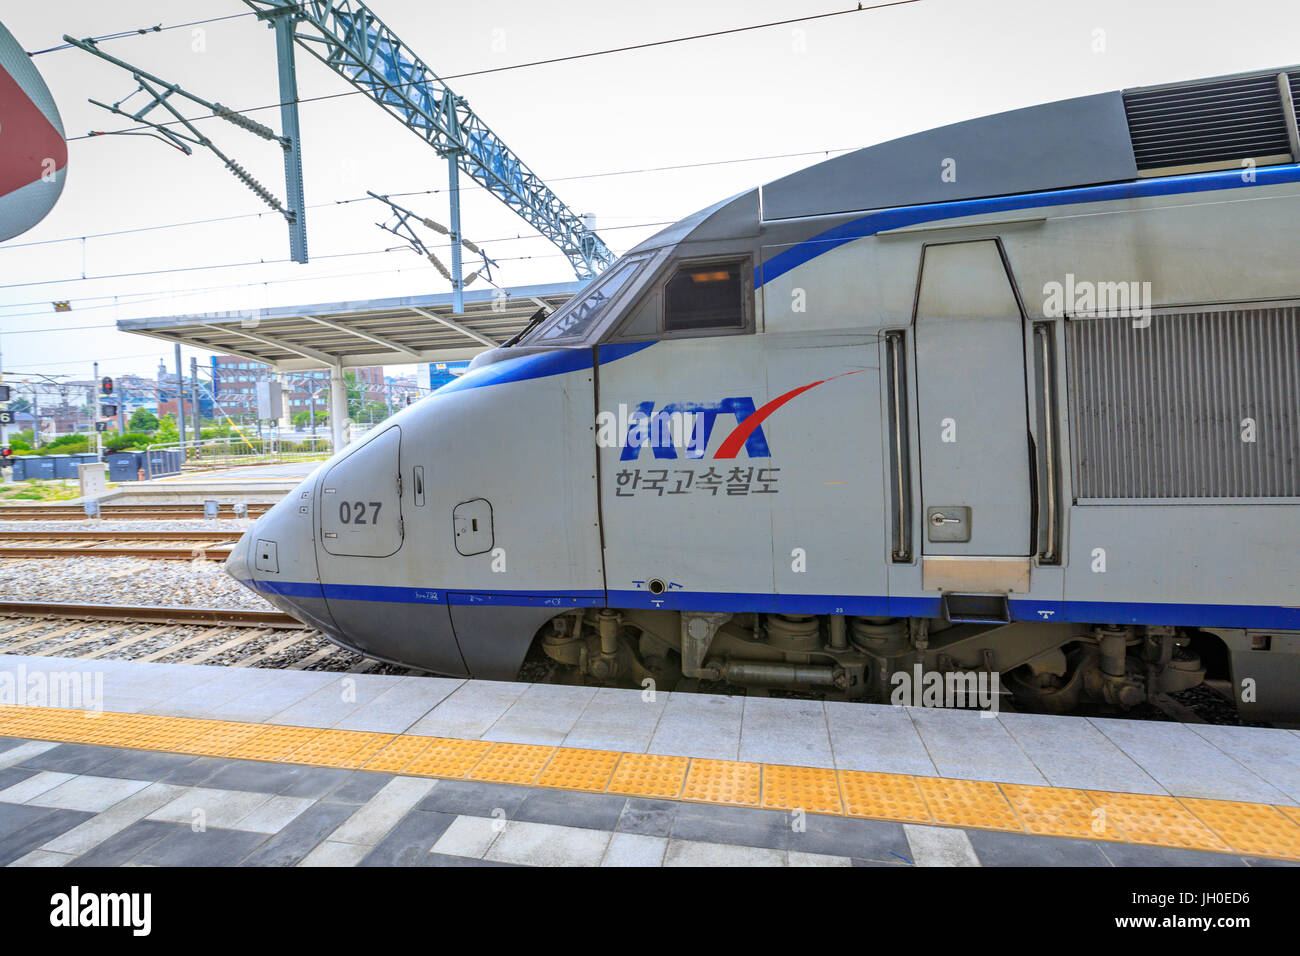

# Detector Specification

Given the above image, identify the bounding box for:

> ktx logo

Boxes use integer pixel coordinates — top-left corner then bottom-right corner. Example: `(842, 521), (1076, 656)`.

(618, 398), (769, 461)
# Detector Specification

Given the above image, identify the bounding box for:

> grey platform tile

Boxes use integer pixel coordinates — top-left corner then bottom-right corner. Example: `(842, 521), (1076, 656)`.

(739, 697), (834, 768)
(201, 759), (340, 796)
(267, 674), (397, 729)
(431, 815), (501, 859)
(405, 680), (528, 739)
(331, 677), (465, 733)
(669, 803), (790, 851)
(907, 707), (1048, 786)
(27, 774), (152, 813)
(7, 742), (123, 775)
(965, 829), (1112, 867)
(241, 801), (358, 867)
(207, 675), (341, 722)
(0, 737), (23, 754)
(1088, 717), (1290, 804)
(298, 840), (370, 867)
(563, 686), (667, 753)
(1242, 856), (1300, 867)
(0, 807), (94, 866)
(788, 851), (853, 866)
(903, 824), (980, 867)
(425, 852), (520, 867)
(236, 795), (315, 834)
(1097, 842), (1248, 867)
(512, 788), (628, 831)
(147, 787), (274, 830)
(10, 849), (75, 867)
(416, 778), (531, 818)
(648, 692), (744, 760)
(482, 683), (598, 745)
(1185, 724), (1300, 805)
(359, 809), (456, 866)
(825, 701), (938, 776)
(663, 839), (785, 867)
(42, 782), (184, 857)
(0, 767), (37, 792)
(616, 798), (679, 838)
(485, 820), (611, 867)
(997, 712), (1166, 795)
(147, 668), (283, 718)
(602, 832), (667, 866)
(78, 748), (199, 783)
(789, 815), (911, 864)
(0, 740), (58, 770)
(134, 825), (270, 867)
(329, 776), (436, 845)
(318, 770), (393, 805)
(0, 770), (74, 804)
(69, 820), (183, 867)
(158, 756), (238, 787)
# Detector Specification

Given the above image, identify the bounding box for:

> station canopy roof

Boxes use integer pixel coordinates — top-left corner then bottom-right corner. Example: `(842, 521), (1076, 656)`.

(116, 281), (581, 371)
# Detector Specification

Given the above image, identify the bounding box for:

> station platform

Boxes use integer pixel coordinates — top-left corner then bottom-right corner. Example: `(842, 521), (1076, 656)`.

(0, 651), (1297, 867)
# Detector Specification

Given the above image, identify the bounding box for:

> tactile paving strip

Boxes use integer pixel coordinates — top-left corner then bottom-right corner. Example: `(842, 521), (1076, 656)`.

(915, 776), (1024, 831)
(761, 764), (843, 815)
(3, 704), (1298, 861)
(1001, 783), (1122, 842)
(606, 752), (689, 799)
(682, 758), (761, 807)
(1085, 791), (1230, 853)
(536, 747), (621, 792)
(469, 743), (557, 785)
(838, 770), (932, 823)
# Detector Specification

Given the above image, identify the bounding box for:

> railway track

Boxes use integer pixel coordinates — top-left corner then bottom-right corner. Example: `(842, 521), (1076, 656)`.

(0, 503), (272, 521)
(0, 530), (239, 560)
(0, 601), (404, 674)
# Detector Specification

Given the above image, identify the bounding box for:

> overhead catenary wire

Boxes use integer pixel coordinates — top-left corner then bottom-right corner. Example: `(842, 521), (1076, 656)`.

(62, 3), (921, 143)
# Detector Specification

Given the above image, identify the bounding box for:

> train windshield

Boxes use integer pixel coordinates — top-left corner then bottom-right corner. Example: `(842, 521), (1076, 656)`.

(525, 256), (646, 344)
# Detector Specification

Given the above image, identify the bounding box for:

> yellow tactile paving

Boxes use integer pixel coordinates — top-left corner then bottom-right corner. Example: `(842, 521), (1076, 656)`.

(1086, 791), (1230, 853)
(606, 752), (689, 799)
(839, 771), (932, 823)
(280, 729), (395, 768)
(1000, 783), (1123, 841)
(682, 758), (762, 807)
(362, 735), (435, 773)
(177, 721), (267, 757)
(535, 747), (621, 792)
(1180, 798), (1300, 858)
(402, 737), (493, 778)
(469, 742), (557, 785)
(916, 776), (1024, 832)
(2, 704), (1298, 861)
(761, 763), (843, 815)
(232, 725), (326, 763)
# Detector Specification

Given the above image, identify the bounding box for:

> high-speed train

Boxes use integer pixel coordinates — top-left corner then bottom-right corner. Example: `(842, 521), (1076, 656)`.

(228, 65), (1300, 722)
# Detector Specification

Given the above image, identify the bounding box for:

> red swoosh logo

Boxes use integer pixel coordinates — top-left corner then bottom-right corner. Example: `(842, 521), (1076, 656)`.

(0, 63), (67, 196)
(714, 368), (870, 459)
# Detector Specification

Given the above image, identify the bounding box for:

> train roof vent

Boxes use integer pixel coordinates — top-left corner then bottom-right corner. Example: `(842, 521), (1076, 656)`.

(1123, 68), (1300, 175)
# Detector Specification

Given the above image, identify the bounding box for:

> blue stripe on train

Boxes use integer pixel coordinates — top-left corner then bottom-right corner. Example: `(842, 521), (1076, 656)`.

(243, 579), (1299, 629)
(757, 163), (1300, 288)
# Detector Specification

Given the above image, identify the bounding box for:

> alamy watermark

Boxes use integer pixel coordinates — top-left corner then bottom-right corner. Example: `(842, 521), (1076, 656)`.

(1043, 273), (1153, 328)
(0, 664), (104, 713)
(890, 663), (1000, 716)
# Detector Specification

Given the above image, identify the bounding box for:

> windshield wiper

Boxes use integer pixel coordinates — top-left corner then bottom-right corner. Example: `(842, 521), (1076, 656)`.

(502, 306), (549, 347)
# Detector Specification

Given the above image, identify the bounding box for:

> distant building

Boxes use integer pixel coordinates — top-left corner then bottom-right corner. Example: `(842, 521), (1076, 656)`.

(210, 356), (386, 421)
(421, 361), (470, 391)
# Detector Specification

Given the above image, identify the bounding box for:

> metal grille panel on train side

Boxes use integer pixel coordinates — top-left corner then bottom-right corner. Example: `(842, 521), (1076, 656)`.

(1066, 307), (1300, 499)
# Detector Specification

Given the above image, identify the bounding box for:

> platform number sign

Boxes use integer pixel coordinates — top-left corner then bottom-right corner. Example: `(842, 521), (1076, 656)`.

(339, 500), (382, 525)
(94, 421), (109, 432)
(0, 410), (13, 425)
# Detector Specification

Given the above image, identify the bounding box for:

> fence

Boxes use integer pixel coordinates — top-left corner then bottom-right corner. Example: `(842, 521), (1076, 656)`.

(143, 434), (333, 477)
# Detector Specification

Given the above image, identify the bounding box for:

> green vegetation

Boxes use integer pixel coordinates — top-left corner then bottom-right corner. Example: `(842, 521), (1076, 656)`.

(155, 414), (180, 444)
(104, 432), (152, 452)
(0, 480), (83, 503)
(128, 408), (160, 432)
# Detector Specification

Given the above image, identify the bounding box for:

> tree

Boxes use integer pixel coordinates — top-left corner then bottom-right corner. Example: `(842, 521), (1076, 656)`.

(129, 408), (160, 432)
(344, 371), (365, 420)
(155, 414), (180, 444)
(8, 397), (30, 414)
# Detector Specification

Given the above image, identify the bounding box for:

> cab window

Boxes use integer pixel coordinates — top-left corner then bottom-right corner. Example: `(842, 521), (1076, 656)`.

(664, 261), (746, 331)
(529, 256), (646, 343)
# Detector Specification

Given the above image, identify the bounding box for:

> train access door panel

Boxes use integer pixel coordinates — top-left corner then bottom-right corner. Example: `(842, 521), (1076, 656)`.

(913, 240), (1031, 559)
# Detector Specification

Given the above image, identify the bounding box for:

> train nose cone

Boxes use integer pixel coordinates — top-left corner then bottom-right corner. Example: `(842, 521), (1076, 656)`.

(224, 526), (255, 589)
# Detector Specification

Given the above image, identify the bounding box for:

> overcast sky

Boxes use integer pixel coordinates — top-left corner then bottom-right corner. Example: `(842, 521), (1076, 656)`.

(2, 0), (1298, 382)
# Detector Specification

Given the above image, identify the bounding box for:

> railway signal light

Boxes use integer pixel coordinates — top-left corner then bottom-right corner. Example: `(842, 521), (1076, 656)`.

(100, 403), (118, 418)
(101, 376), (113, 394)
(0, 384), (9, 401)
